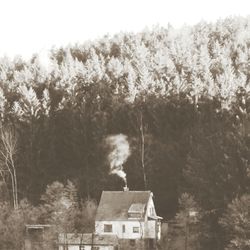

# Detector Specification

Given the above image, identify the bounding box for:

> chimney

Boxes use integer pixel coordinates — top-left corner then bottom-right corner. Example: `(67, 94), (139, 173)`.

(123, 186), (129, 191)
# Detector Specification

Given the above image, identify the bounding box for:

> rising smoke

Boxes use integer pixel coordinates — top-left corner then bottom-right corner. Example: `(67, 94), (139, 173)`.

(105, 134), (131, 186)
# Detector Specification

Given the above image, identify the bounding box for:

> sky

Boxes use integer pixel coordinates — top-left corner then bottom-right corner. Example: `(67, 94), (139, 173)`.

(0, 0), (250, 62)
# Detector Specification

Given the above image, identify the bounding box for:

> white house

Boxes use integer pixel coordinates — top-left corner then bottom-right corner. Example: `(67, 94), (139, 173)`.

(95, 190), (162, 249)
(58, 189), (162, 250)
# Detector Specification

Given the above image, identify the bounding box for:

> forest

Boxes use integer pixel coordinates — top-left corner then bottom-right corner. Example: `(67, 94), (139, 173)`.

(0, 16), (250, 249)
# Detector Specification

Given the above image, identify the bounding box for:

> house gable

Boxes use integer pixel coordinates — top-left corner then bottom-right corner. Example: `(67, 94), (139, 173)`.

(95, 191), (151, 221)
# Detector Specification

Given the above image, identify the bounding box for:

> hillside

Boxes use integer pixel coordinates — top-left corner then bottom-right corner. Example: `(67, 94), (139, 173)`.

(0, 16), (250, 249)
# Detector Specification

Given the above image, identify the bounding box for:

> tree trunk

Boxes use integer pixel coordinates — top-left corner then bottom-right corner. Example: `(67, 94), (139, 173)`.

(140, 110), (147, 190)
(12, 168), (18, 209)
(0, 127), (18, 209)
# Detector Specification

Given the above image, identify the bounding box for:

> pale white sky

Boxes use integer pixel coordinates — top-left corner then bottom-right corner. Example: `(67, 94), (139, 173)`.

(0, 0), (250, 61)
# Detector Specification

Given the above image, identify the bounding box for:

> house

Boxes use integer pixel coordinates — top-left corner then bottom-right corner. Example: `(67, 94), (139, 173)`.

(58, 189), (162, 250)
(58, 233), (119, 250)
(95, 190), (162, 250)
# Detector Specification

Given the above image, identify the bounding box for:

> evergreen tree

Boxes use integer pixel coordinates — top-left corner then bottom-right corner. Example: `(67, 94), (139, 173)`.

(219, 194), (250, 250)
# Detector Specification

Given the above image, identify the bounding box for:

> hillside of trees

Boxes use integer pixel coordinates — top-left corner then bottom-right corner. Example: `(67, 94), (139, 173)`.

(0, 16), (250, 249)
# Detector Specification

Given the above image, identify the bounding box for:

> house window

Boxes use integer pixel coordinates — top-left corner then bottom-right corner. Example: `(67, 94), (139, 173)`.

(80, 246), (85, 250)
(93, 247), (100, 250)
(122, 224), (126, 233)
(104, 224), (112, 233)
(130, 239), (136, 246)
(133, 227), (139, 233)
(150, 207), (154, 216)
(128, 212), (141, 219)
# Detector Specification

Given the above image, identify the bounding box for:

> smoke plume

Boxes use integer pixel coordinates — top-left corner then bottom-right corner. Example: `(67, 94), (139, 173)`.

(105, 134), (130, 185)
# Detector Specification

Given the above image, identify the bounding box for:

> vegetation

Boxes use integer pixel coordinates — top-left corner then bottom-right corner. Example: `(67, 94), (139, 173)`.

(0, 16), (250, 249)
(219, 194), (250, 250)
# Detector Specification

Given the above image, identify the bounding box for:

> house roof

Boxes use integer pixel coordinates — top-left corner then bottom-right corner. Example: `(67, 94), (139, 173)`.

(148, 215), (163, 220)
(58, 233), (118, 246)
(95, 191), (152, 221)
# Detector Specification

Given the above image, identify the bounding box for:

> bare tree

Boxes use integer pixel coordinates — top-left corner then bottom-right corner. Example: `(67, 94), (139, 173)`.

(0, 126), (18, 209)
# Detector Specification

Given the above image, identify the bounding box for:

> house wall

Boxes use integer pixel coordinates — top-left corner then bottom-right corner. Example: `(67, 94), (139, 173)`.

(144, 220), (156, 238)
(95, 220), (156, 239)
(145, 194), (161, 240)
(146, 195), (157, 220)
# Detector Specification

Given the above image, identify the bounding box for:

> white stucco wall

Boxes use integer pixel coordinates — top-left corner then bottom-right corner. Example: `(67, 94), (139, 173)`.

(146, 193), (161, 240)
(95, 220), (157, 239)
(145, 220), (156, 238)
(95, 220), (146, 239)
(146, 194), (157, 220)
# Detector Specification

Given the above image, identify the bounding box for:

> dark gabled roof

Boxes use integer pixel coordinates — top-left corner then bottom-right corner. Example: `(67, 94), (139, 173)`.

(58, 233), (118, 246)
(95, 191), (151, 221)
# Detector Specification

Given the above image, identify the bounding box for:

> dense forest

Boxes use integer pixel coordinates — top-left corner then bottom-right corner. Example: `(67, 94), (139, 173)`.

(0, 16), (250, 249)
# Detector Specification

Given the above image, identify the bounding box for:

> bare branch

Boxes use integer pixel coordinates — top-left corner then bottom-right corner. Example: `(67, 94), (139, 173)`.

(0, 126), (18, 209)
